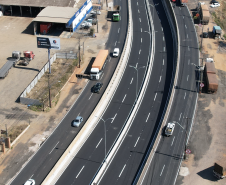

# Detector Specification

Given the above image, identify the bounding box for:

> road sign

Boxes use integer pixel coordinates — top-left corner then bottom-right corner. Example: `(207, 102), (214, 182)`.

(37, 37), (60, 50)
(200, 83), (204, 88)
(186, 149), (191, 154)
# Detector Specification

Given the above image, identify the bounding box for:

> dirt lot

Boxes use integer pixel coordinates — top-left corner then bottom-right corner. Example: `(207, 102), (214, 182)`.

(0, 0), (112, 184)
(176, 1), (226, 185)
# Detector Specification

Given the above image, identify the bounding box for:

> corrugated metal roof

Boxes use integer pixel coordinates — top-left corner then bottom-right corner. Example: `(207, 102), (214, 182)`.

(33, 6), (77, 23)
(0, 0), (74, 7)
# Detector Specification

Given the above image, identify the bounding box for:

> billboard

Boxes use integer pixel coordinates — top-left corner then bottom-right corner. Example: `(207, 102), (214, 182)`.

(37, 37), (60, 50)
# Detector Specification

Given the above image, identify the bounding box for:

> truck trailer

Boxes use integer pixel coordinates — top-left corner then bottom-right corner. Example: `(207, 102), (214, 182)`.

(200, 4), (210, 25)
(204, 62), (218, 93)
(112, 5), (121, 21)
(213, 162), (226, 179)
(90, 50), (109, 80)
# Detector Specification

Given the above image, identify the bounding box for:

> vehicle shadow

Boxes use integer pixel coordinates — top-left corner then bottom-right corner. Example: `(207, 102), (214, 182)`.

(197, 166), (218, 181)
(14, 66), (40, 72)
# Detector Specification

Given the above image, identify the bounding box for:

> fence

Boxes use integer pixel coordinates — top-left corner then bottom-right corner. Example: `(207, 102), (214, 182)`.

(20, 53), (77, 105)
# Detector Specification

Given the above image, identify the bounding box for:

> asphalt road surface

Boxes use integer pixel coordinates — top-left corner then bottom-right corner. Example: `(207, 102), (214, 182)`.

(98, 0), (175, 184)
(55, 0), (153, 184)
(141, 3), (199, 185)
(10, 1), (128, 185)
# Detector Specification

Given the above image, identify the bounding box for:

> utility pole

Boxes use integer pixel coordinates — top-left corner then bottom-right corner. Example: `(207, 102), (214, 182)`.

(78, 37), (81, 68)
(96, 9), (98, 33)
(48, 74), (51, 108)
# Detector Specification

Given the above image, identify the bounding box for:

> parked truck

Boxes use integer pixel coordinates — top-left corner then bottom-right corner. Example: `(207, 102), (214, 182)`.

(204, 62), (218, 93)
(90, 50), (109, 80)
(213, 162), (226, 179)
(179, 0), (188, 6)
(213, 26), (222, 39)
(112, 5), (121, 21)
(200, 4), (210, 24)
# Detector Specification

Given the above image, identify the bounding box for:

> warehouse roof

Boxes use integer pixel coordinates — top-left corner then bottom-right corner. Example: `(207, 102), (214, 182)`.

(0, 0), (87, 7)
(33, 6), (77, 23)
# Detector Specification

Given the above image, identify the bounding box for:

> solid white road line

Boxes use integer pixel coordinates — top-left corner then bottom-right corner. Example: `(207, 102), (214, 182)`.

(146, 112), (150, 122)
(184, 92), (186, 99)
(154, 93), (157, 101)
(49, 141), (59, 154)
(122, 94), (127, 102)
(76, 166), (85, 178)
(119, 164), (126, 177)
(130, 78), (133, 84)
(111, 113), (117, 123)
(96, 138), (103, 148)
(159, 76), (162, 82)
(171, 136), (175, 146)
(179, 113), (182, 121)
(187, 75), (189, 81)
(134, 137), (140, 147)
(160, 165), (165, 176)
(89, 93), (93, 100)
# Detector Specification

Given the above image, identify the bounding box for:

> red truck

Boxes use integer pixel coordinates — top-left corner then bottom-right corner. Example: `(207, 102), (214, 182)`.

(40, 23), (52, 34)
(204, 62), (218, 93)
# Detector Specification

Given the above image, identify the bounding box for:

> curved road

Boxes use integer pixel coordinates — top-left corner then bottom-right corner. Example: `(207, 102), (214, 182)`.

(98, 0), (174, 184)
(141, 3), (199, 185)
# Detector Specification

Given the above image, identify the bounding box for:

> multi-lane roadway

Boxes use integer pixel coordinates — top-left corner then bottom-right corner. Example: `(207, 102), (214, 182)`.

(140, 3), (199, 185)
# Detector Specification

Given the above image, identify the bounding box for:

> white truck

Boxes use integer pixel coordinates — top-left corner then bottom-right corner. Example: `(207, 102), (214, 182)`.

(90, 50), (109, 80)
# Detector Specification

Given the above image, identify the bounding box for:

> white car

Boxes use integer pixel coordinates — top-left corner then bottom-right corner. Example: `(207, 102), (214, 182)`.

(210, 3), (220, 7)
(80, 21), (92, 28)
(165, 122), (176, 136)
(113, 48), (119, 57)
(24, 179), (35, 185)
(90, 10), (101, 15)
(72, 116), (83, 127)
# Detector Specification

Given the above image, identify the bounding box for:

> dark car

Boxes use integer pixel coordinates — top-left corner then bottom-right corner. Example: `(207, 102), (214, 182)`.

(92, 82), (103, 93)
(202, 32), (208, 38)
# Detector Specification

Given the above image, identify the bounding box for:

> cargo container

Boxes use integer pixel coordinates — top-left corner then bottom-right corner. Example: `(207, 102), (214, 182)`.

(213, 162), (226, 179)
(204, 63), (218, 93)
(90, 50), (109, 80)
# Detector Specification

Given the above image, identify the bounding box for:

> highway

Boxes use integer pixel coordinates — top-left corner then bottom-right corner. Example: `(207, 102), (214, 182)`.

(55, 0), (153, 184)
(141, 3), (199, 185)
(98, 0), (175, 184)
(10, 1), (128, 184)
